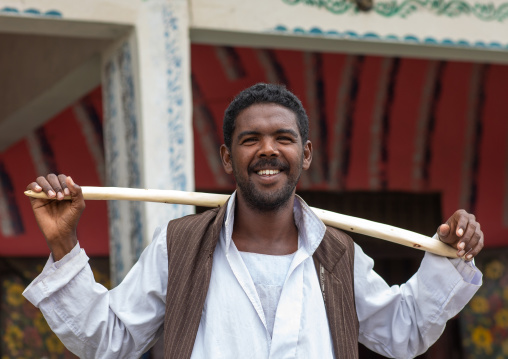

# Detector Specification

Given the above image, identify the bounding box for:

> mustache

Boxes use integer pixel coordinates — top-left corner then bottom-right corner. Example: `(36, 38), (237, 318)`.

(249, 158), (289, 173)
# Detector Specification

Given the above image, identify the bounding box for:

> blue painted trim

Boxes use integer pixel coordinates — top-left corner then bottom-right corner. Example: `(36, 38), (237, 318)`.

(0, 7), (62, 17)
(273, 25), (508, 50)
(163, 5), (193, 219)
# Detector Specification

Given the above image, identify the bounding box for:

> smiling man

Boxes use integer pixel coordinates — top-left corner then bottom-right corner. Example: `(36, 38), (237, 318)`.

(24, 83), (483, 358)
(220, 102), (312, 255)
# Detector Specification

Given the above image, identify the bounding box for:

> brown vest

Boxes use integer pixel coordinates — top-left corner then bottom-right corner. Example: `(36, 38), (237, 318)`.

(163, 203), (359, 358)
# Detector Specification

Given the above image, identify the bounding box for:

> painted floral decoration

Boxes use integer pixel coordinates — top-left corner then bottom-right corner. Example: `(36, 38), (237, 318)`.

(1, 258), (110, 358)
(461, 253), (508, 358)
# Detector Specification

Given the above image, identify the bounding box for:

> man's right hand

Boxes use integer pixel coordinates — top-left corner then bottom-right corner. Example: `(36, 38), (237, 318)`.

(26, 174), (85, 261)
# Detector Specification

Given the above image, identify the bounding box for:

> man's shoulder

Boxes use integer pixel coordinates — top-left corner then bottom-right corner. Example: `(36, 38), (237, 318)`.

(324, 225), (354, 245)
(167, 207), (222, 232)
(314, 225), (356, 277)
(165, 206), (225, 259)
(322, 225), (356, 258)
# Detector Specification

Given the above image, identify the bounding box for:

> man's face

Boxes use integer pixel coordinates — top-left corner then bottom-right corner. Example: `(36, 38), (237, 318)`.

(220, 103), (312, 211)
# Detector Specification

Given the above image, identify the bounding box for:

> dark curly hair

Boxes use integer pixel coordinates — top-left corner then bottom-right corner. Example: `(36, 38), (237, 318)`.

(223, 83), (309, 149)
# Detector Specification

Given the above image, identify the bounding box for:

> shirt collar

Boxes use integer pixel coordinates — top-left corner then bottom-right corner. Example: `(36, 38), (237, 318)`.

(222, 191), (326, 256)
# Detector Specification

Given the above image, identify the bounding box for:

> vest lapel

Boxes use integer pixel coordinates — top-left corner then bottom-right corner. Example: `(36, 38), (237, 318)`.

(164, 201), (229, 359)
(313, 228), (359, 359)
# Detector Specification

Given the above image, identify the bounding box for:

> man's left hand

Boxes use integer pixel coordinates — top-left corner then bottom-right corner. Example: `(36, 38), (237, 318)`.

(437, 209), (484, 261)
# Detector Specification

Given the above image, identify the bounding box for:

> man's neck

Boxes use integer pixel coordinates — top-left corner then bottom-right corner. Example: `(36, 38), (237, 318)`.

(232, 193), (299, 255)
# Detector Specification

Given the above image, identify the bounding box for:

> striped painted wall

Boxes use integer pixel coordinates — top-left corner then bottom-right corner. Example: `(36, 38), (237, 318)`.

(191, 45), (508, 247)
(0, 88), (109, 256)
(1, 45), (507, 256)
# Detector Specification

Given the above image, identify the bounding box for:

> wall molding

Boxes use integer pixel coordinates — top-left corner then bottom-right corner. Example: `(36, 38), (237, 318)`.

(273, 25), (508, 50)
(0, 7), (62, 17)
(282, 0), (508, 22)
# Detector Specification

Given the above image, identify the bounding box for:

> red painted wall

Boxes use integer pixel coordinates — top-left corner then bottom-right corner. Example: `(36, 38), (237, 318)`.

(1, 45), (507, 256)
(0, 88), (108, 256)
(191, 45), (508, 247)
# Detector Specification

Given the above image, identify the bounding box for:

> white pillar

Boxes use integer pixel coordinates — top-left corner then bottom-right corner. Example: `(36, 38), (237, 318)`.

(102, 0), (193, 285)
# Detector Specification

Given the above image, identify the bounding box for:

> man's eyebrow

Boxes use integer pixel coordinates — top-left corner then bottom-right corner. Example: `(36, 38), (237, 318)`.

(237, 130), (261, 141)
(274, 129), (299, 137)
(237, 129), (299, 141)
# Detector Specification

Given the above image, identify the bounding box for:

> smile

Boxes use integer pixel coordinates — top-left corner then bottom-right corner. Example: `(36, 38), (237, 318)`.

(257, 169), (280, 176)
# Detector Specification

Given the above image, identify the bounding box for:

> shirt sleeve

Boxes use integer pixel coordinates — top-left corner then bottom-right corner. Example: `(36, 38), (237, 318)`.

(23, 226), (169, 359)
(354, 243), (482, 359)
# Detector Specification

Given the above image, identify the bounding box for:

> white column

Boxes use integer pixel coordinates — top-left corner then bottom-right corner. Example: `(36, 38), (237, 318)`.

(101, 0), (193, 285)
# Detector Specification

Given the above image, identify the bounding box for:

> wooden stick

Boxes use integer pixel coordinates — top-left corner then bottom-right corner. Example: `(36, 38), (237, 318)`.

(24, 186), (458, 258)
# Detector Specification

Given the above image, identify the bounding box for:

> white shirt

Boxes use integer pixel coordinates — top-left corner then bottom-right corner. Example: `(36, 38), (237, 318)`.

(23, 193), (482, 359)
(239, 251), (295, 338)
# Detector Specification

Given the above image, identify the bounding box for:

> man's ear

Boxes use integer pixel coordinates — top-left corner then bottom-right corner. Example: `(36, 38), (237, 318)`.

(302, 140), (313, 171)
(220, 144), (234, 174)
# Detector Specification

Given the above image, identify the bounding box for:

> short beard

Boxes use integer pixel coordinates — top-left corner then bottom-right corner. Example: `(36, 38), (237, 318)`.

(232, 158), (302, 212)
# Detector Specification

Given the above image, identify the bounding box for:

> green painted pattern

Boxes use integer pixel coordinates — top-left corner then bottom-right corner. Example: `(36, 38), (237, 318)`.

(282, 0), (508, 21)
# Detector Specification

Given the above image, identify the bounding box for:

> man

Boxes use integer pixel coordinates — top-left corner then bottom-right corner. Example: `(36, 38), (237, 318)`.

(24, 83), (483, 358)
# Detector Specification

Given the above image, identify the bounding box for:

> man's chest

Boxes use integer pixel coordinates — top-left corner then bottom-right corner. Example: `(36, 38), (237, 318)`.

(190, 243), (335, 359)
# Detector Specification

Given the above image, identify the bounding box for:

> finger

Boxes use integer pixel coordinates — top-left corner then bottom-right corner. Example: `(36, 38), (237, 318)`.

(465, 230), (484, 261)
(457, 213), (479, 251)
(455, 214), (468, 237)
(66, 177), (85, 210)
(26, 181), (43, 192)
(461, 223), (477, 257)
(437, 224), (450, 240)
(462, 222), (477, 243)
(36, 176), (56, 199)
(456, 238), (466, 254)
(26, 181), (44, 205)
(58, 174), (70, 196)
(47, 173), (65, 200)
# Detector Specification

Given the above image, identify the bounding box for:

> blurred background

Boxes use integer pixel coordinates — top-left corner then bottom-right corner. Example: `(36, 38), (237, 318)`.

(1, 1), (508, 358)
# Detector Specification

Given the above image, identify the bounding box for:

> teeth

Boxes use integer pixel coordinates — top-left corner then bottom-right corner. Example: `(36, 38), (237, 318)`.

(257, 169), (280, 176)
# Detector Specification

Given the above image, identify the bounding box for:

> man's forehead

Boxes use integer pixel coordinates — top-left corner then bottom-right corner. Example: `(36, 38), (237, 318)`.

(234, 103), (298, 128)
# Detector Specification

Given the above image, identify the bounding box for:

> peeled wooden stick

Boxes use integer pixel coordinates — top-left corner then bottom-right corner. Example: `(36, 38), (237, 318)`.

(24, 186), (458, 258)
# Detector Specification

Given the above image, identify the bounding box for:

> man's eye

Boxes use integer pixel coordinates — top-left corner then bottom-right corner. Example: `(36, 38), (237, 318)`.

(242, 138), (257, 144)
(278, 137), (294, 143)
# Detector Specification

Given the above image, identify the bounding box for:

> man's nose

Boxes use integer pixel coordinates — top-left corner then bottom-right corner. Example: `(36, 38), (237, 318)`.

(258, 138), (279, 157)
